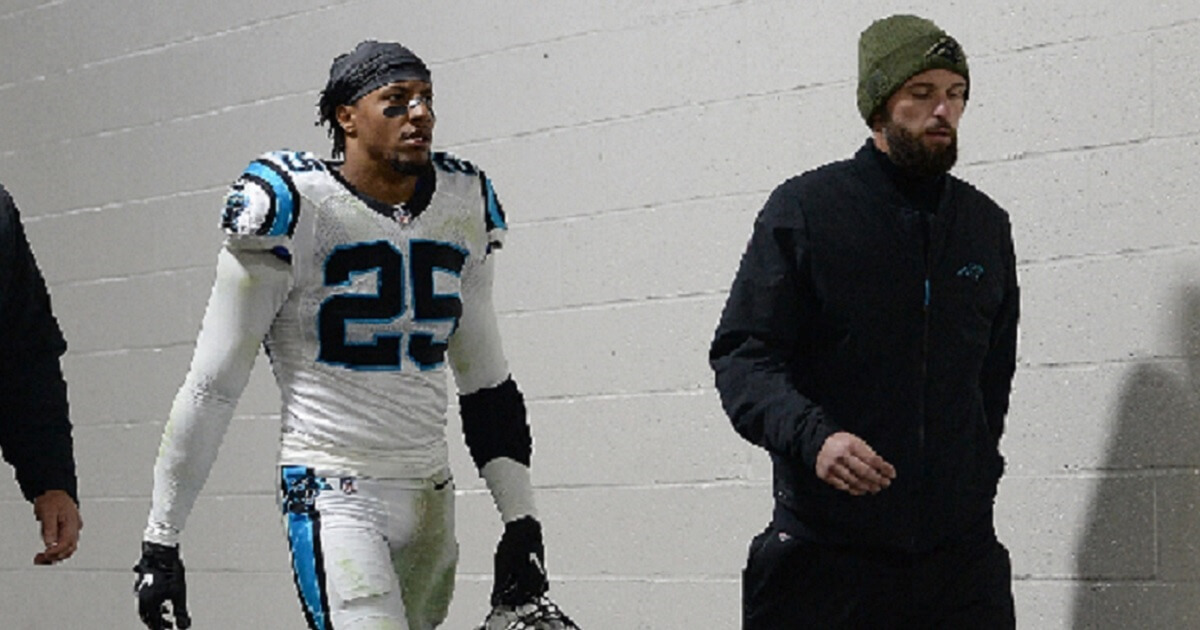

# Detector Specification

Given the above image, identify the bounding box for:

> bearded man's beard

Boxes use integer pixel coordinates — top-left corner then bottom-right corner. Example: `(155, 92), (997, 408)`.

(884, 122), (958, 177)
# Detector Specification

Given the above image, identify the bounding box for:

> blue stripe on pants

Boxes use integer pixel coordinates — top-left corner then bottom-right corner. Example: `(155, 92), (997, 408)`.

(282, 466), (331, 630)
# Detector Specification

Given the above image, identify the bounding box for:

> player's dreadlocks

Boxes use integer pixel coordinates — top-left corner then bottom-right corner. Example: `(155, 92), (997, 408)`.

(317, 41), (432, 159)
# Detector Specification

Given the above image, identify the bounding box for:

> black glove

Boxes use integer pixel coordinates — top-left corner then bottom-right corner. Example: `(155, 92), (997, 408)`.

(133, 541), (192, 630)
(491, 516), (550, 607)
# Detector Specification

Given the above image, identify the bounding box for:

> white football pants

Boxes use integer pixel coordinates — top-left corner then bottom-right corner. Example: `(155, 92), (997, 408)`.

(278, 466), (458, 630)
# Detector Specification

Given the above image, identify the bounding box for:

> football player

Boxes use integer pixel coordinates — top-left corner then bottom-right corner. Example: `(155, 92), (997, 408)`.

(133, 41), (573, 630)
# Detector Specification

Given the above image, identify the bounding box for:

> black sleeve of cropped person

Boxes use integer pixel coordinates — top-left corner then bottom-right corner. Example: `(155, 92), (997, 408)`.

(0, 185), (77, 504)
(979, 223), (1020, 444)
(709, 182), (840, 470)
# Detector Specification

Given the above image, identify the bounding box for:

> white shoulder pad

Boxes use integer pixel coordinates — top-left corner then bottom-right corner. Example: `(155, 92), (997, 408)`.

(431, 152), (508, 251)
(221, 150), (325, 249)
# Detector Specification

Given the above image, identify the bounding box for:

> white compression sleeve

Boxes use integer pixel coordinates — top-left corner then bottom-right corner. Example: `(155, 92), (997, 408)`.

(447, 247), (510, 396)
(480, 457), (538, 524)
(143, 247), (291, 546)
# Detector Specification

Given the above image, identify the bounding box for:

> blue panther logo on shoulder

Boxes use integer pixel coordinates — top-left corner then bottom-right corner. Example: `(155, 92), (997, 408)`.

(221, 182), (249, 230)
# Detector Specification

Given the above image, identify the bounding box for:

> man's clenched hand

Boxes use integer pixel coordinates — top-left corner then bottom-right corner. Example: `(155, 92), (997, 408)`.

(815, 432), (897, 496)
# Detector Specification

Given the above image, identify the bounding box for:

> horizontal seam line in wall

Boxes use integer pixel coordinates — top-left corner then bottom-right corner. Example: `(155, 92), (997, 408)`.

(75, 490), (276, 501)
(0, 568), (276, 576)
(433, 0), (753, 67)
(968, 16), (1200, 60)
(1005, 468), (1200, 479)
(510, 189), (770, 227)
(1019, 355), (1199, 370)
(1156, 15), (1200, 33)
(957, 131), (1200, 169)
(0, 493), (275, 506)
(1009, 575), (1196, 584)
(0, 0), (363, 88)
(23, 186), (226, 222)
(75, 414), (276, 430)
(0, 91), (312, 157)
(0, 569), (344, 579)
(453, 573), (741, 584)
(499, 289), (728, 318)
(0, 0), (64, 22)
(66, 341), (197, 359)
(452, 114), (1197, 163)
(1017, 240), (1200, 269)
(526, 387), (715, 405)
(456, 479), (764, 493)
(52, 264), (215, 290)
(445, 80), (848, 151)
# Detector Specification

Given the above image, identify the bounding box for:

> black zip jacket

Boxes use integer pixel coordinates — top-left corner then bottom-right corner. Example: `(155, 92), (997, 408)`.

(0, 184), (77, 503)
(710, 141), (1019, 553)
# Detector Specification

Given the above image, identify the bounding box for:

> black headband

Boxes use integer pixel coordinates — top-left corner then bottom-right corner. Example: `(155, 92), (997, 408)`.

(322, 41), (431, 109)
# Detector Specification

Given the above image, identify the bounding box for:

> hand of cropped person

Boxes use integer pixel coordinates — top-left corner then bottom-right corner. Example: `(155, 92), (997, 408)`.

(32, 489), (82, 565)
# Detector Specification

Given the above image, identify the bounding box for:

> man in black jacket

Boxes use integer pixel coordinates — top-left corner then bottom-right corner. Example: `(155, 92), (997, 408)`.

(0, 183), (82, 565)
(710, 14), (1019, 629)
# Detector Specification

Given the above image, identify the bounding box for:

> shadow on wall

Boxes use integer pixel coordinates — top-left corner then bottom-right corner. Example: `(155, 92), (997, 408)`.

(1069, 286), (1200, 629)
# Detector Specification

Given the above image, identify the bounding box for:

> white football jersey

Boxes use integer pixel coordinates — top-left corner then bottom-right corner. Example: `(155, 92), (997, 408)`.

(144, 150), (513, 545)
(223, 150), (510, 478)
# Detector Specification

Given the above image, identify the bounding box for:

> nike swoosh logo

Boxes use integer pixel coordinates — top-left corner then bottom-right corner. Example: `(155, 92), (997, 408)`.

(529, 553), (545, 577)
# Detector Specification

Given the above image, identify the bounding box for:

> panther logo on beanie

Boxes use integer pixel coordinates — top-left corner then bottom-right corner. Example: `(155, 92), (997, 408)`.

(857, 15), (969, 126)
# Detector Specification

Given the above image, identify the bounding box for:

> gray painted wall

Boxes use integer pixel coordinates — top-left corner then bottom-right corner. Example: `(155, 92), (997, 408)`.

(1, 1), (1198, 627)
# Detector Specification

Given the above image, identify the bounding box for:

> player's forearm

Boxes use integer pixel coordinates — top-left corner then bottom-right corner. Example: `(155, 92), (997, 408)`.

(481, 457), (537, 523)
(459, 377), (538, 523)
(144, 378), (241, 545)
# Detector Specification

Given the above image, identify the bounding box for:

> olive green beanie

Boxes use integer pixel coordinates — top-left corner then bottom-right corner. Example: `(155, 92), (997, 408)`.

(857, 14), (969, 125)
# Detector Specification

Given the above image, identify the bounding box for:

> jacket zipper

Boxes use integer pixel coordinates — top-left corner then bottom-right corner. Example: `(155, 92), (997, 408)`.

(915, 211), (932, 551)
(919, 211), (931, 452)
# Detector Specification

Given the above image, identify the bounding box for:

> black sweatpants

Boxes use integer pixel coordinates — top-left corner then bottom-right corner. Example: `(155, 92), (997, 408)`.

(742, 523), (1015, 629)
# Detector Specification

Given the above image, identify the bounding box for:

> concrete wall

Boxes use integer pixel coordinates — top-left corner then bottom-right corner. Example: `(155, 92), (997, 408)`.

(1, 1), (1197, 627)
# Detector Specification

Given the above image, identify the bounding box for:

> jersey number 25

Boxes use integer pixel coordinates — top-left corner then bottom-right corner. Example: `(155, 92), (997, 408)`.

(317, 239), (466, 371)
